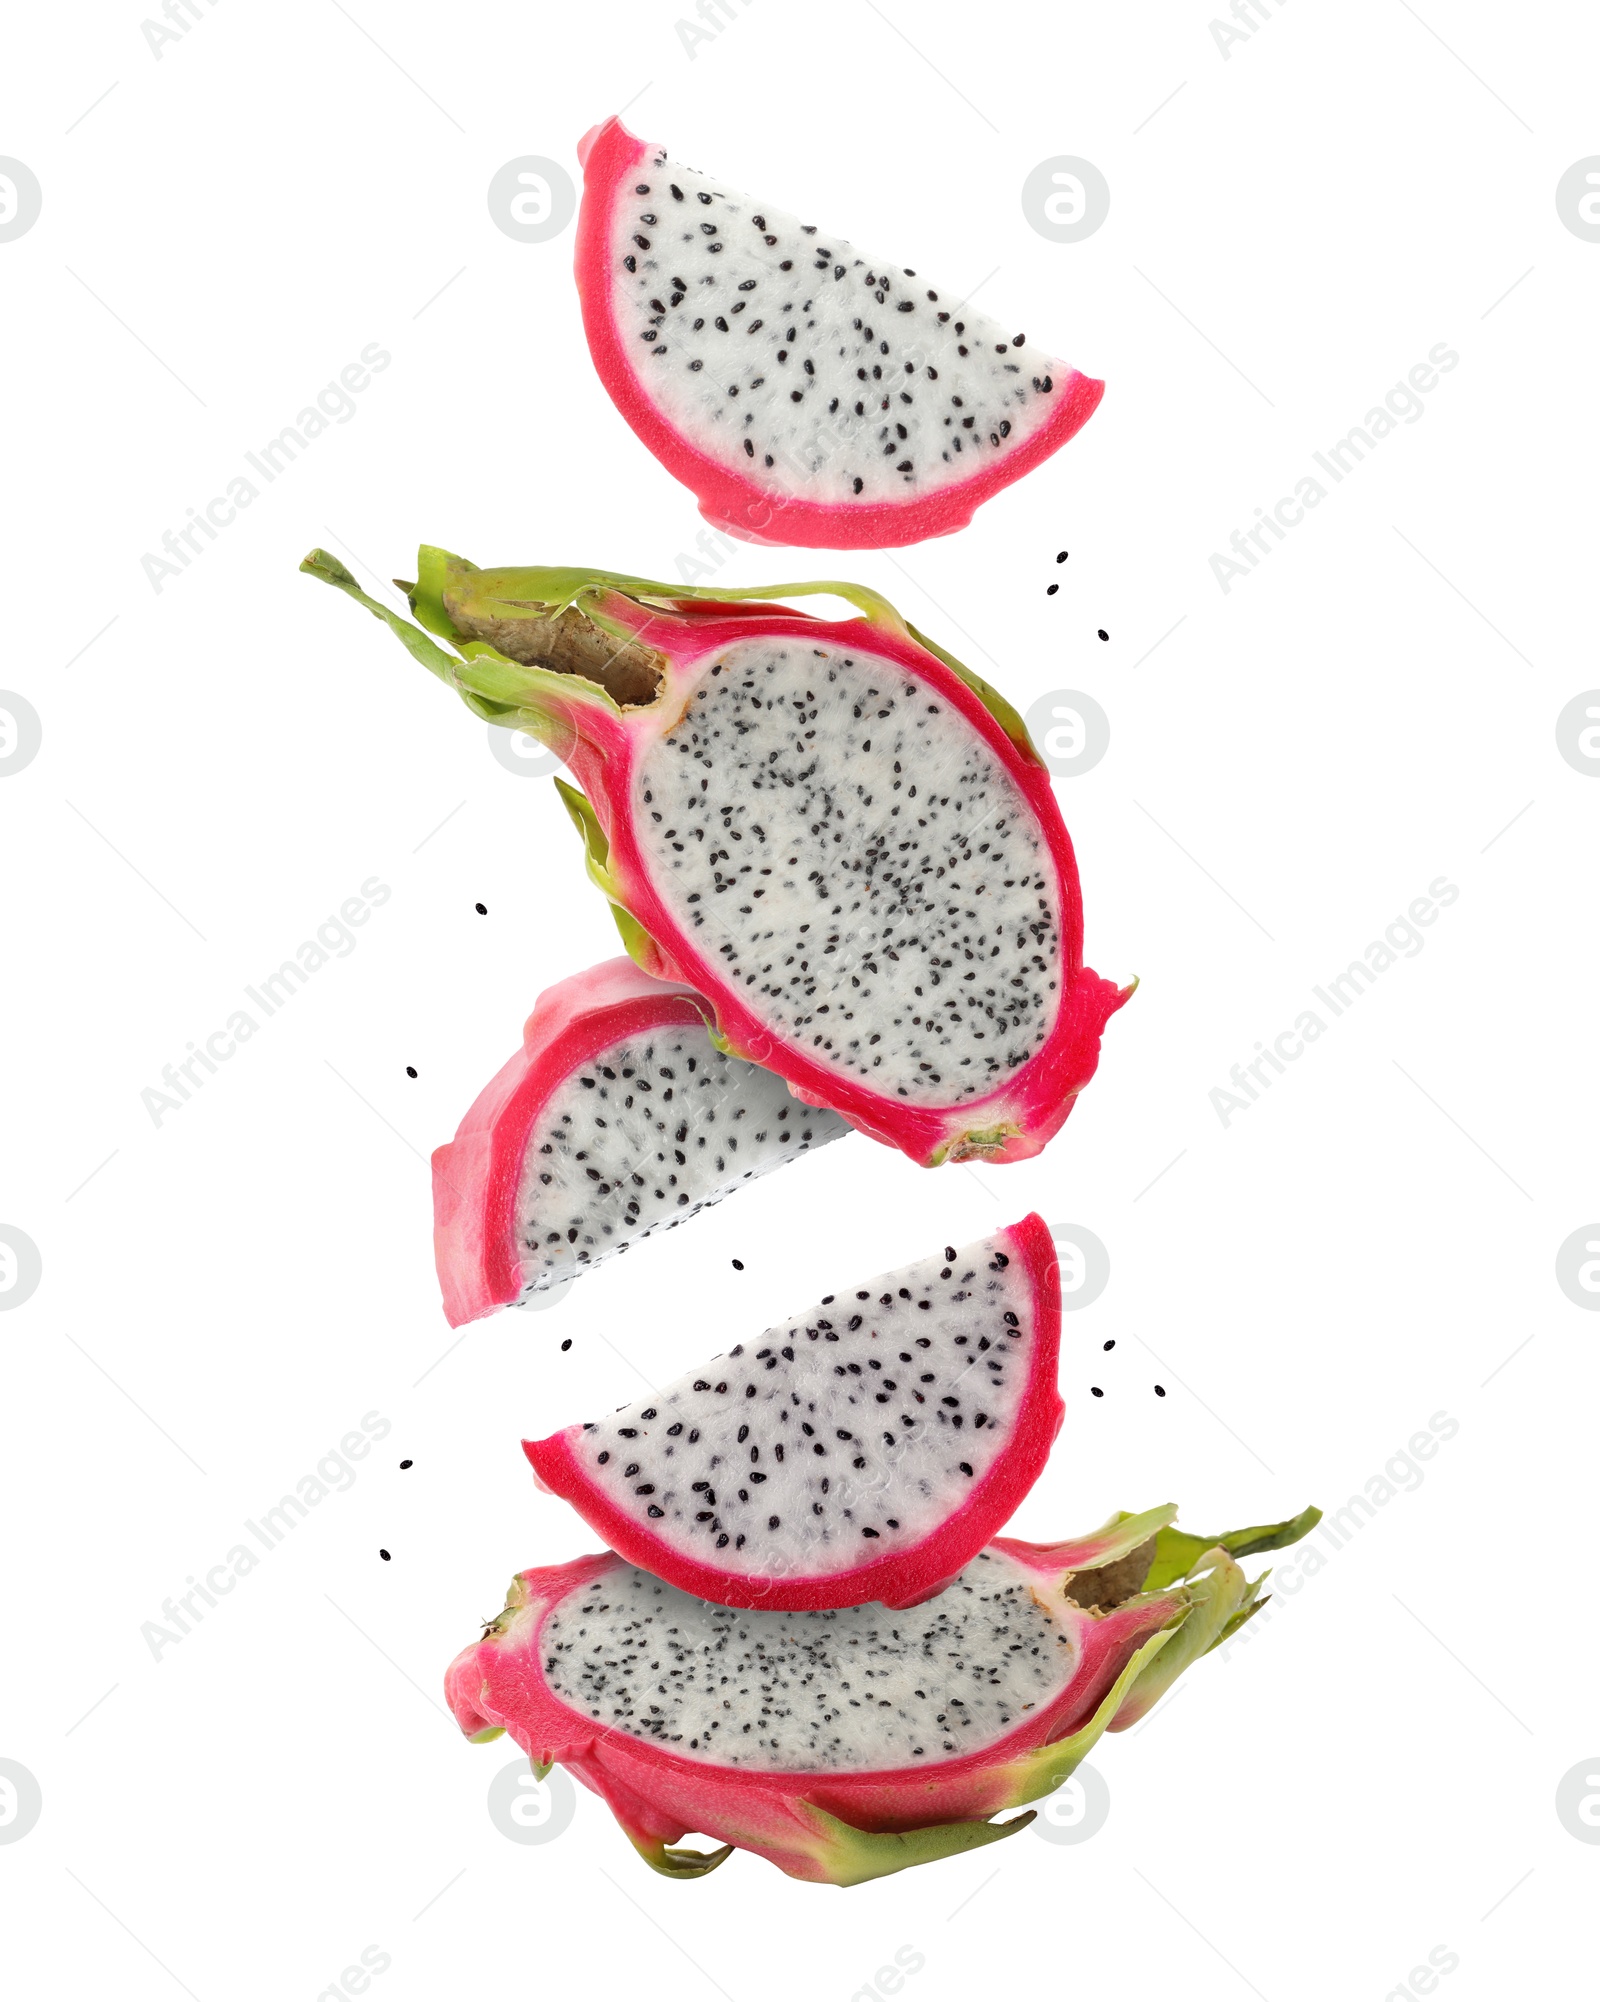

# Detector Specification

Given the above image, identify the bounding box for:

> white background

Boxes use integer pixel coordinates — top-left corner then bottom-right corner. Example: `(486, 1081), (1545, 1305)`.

(2, 1), (1596, 1995)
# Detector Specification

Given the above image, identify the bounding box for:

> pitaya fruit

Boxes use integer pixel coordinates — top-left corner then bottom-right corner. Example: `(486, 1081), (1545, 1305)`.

(574, 117), (1104, 548)
(433, 956), (849, 1327)
(301, 549), (1130, 1167)
(446, 1503), (1319, 1884)
(523, 1217), (1061, 1611)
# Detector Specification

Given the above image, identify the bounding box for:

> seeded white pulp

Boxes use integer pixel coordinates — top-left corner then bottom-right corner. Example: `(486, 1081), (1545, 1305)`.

(612, 149), (1070, 504)
(516, 1027), (846, 1297)
(569, 1230), (1037, 1573)
(543, 1548), (1075, 1770)
(635, 639), (1062, 1106)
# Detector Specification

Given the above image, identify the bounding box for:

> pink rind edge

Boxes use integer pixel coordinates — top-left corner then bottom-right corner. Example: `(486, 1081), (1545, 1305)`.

(521, 1214), (1063, 1610)
(574, 117), (1105, 552)
(430, 958), (714, 1328)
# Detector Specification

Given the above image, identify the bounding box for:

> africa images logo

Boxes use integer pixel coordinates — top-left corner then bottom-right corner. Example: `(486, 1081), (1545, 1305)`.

(1209, 345), (1459, 593)
(1211, 876), (1459, 1126)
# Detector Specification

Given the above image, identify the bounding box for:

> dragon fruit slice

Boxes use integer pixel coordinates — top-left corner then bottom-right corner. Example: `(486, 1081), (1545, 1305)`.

(433, 956), (848, 1328)
(445, 1502), (1319, 1884)
(524, 1216), (1061, 1611)
(301, 549), (1130, 1167)
(575, 117), (1104, 548)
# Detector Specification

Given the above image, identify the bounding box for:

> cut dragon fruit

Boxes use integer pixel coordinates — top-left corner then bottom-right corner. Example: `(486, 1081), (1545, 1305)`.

(524, 1217), (1061, 1610)
(575, 117), (1104, 548)
(301, 549), (1130, 1167)
(446, 1503), (1319, 1884)
(433, 956), (848, 1327)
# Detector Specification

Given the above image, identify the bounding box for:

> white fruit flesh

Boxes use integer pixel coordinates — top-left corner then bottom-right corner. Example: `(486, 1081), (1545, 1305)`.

(633, 637), (1062, 1107)
(564, 1232), (1038, 1573)
(542, 1546), (1075, 1770)
(516, 1027), (846, 1297)
(612, 151), (1070, 505)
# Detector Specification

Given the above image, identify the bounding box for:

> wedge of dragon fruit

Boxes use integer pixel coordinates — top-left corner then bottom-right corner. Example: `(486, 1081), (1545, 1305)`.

(524, 1217), (1061, 1610)
(433, 956), (848, 1327)
(301, 549), (1130, 1167)
(574, 117), (1104, 548)
(446, 1502), (1319, 1884)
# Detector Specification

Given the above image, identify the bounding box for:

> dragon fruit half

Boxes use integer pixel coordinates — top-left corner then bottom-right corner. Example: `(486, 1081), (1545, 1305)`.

(524, 1217), (1061, 1611)
(301, 550), (1129, 1167)
(575, 117), (1104, 548)
(446, 1503), (1319, 1884)
(432, 956), (848, 1327)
